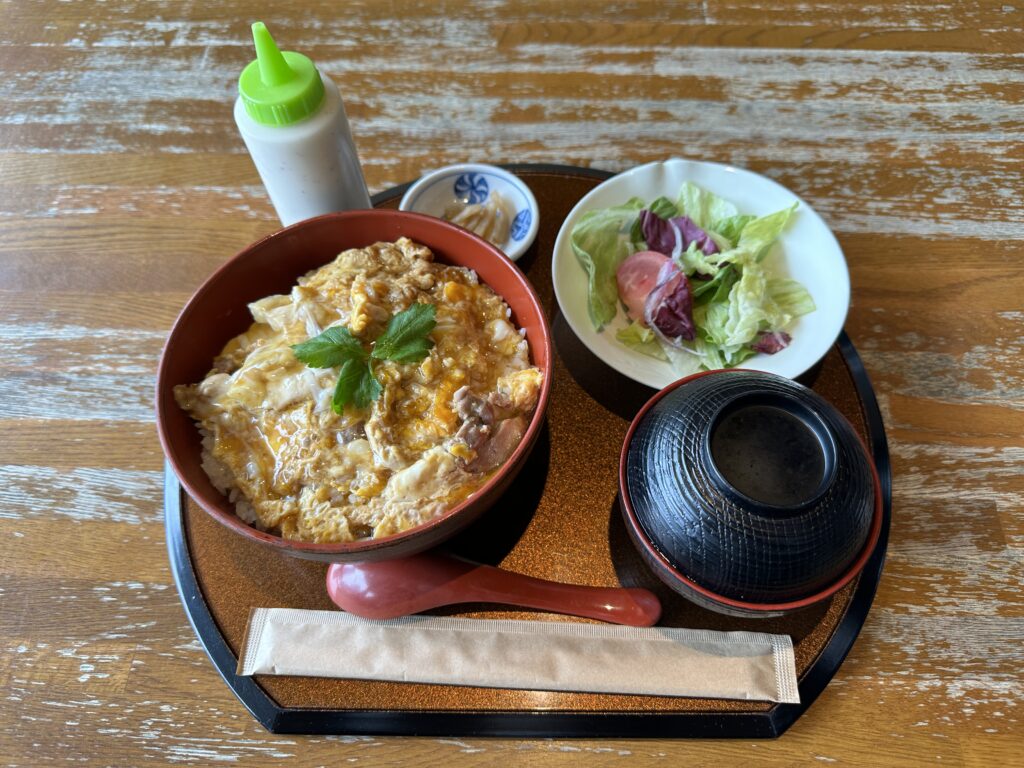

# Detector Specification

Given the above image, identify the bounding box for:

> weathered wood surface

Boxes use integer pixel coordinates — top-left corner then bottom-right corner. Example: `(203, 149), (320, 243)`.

(1, 0), (1021, 764)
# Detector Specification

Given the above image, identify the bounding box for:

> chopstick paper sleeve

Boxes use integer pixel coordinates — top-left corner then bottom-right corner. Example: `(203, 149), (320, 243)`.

(237, 608), (799, 704)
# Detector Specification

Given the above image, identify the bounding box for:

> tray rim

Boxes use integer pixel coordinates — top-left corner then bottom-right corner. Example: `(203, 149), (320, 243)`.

(163, 163), (892, 738)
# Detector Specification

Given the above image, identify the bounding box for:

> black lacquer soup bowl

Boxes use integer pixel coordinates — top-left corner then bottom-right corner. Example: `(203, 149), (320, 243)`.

(619, 369), (882, 618)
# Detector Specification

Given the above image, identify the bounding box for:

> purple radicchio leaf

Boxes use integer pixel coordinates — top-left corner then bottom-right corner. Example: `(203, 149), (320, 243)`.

(751, 331), (792, 355)
(640, 209), (720, 258)
(643, 261), (696, 343)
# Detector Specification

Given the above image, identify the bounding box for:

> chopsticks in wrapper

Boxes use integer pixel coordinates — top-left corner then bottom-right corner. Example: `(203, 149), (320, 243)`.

(238, 608), (799, 703)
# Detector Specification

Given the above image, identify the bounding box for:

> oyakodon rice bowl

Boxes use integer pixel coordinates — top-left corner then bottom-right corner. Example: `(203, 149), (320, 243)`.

(174, 236), (543, 545)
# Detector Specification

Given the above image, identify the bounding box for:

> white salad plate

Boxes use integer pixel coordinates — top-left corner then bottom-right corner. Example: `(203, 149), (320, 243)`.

(551, 158), (850, 389)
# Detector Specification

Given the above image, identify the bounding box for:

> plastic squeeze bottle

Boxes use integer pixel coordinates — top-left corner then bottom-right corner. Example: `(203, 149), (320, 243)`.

(234, 22), (371, 226)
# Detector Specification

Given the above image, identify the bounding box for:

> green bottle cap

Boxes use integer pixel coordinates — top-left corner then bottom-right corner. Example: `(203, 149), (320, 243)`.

(238, 22), (325, 126)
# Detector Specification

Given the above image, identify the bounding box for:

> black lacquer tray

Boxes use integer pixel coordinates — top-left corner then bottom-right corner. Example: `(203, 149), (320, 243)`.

(165, 165), (891, 737)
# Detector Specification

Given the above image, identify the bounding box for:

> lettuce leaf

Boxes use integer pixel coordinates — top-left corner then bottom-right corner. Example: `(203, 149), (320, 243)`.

(767, 278), (816, 317)
(647, 196), (678, 220)
(675, 182), (739, 230)
(657, 331), (757, 376)
(657, 338), (704, 377)
(738, 203), (798, 261)
(678, 240), (723, 278)
(711, 214), (755, 247)
(723, 262), (772, 346)
(616, 321), (669, 361)
(571, 197), (645, 329)
(692, 264), (738, 306)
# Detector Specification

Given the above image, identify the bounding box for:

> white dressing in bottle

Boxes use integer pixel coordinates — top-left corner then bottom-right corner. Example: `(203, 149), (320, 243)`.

(234, 22), (371, 226)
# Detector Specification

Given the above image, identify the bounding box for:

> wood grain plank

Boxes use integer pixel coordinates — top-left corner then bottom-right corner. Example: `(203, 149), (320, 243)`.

(0, 421), (163, 469)
(495, 18), (1023, 52)
(0, 576), (186, 646)
(3, 0), (1020, 53)
(0, 152), (258, 188)
(2, 20), (1022, 178)
(0, 289), (191, 329)
(2, 0), (1023, 763)
(848, 308), (1024, 404)
(5, 156), (1024, 244)
(0, 519), (170, 581)
(0, 465), (163, 523)
(0, 218), (268, 292)
(1, 639), (136, 695)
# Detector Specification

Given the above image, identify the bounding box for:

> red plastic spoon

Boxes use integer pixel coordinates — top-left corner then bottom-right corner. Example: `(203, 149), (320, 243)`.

(326, 551), (662, 627)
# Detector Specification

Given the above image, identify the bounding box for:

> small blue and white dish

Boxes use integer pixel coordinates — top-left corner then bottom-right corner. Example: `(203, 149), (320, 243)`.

(399, 163), (540, 262)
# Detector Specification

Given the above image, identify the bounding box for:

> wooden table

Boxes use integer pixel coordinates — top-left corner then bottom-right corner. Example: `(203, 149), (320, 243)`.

(2, 1), (1020, 764)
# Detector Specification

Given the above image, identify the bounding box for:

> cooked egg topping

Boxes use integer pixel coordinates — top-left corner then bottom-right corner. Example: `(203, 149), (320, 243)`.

(175, 238), (542, 543)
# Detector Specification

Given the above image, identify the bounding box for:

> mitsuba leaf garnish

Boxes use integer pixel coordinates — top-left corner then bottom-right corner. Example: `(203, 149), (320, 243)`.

(290, 325), (364, 368)
(293, 302), (436, 413)
(371, 301), (437, 363)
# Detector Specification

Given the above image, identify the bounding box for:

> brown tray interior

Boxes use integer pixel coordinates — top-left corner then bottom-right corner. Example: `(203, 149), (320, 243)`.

(183, 168), (868, 714)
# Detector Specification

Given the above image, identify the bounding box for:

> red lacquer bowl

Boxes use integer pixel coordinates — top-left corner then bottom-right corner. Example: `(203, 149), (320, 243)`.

(156, 210), (552, 562)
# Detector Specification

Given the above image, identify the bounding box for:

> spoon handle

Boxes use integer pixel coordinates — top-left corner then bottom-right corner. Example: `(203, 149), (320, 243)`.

(326, 552), (663, 626)
(457, 561), (661, 627)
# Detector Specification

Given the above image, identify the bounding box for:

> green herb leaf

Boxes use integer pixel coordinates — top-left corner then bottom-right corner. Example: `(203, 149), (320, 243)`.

(371, 302), (437, 363)
(354, 360), (384, 409)
(332, 358), (382, 412)
(292, 326), (366, 368)
(295, 304), (435, 412)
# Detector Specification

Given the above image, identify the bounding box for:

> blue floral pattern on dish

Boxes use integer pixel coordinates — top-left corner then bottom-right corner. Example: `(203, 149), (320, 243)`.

(454, 173), (490, 204)
(511, 209), (531, 241)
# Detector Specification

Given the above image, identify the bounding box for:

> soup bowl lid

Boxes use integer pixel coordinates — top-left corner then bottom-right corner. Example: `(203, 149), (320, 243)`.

(621, 369), (880, 606)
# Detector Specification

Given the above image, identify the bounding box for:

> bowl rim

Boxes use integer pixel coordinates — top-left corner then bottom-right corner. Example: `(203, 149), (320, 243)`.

(398, 163), (540, 262)
(155, 208), (552, 557)
(617, 368), (883, 612)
